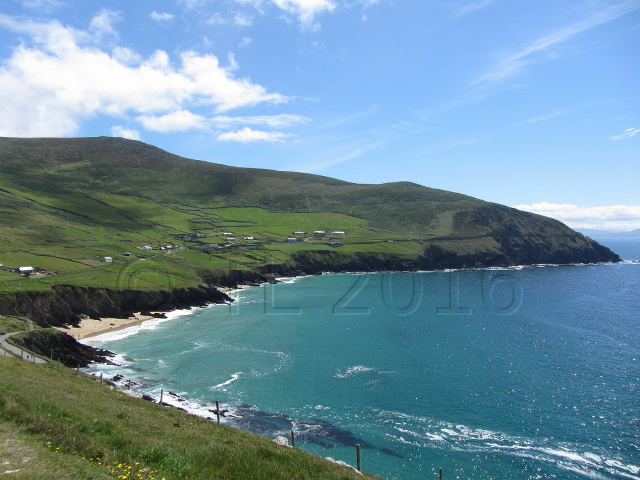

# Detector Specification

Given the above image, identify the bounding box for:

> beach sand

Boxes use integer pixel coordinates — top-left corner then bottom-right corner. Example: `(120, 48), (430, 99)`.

(56, 313), (156, 340)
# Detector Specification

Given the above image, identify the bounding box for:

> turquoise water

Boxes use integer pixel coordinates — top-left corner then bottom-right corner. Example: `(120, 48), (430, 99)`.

(85, 240), (640, 479)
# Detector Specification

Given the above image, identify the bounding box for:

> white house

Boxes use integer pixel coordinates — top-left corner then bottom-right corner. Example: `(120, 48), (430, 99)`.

(140, 246), (152, 251)
(333, 231), (345, 235)
(17, 266), (34, 274)
(244, 236), (255, 240)
(294, 231), (305, 235)
(287, 238), (298, 243)
(221, 232), (234, 236)
(103, 256), (113, 263)
(314, 230), (325, 234)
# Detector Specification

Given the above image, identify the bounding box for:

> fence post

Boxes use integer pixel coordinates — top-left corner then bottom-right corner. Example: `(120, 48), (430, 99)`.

(128, 379), (131, 390)
(216, 400), (220, 424)
(57, 358), (60, 370)
(356, 444), (361, 472)
(21, 349), (24, 360)
(439, 467), (443, 480)
(291, 430), (296, 448)
(50, 350), (53, 367)
(100, 373), (103, 386)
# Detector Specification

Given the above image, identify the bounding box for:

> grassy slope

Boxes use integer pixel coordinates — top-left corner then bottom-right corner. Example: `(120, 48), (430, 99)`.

(0, 357), (376, 480)
(0, 136), (615, 293)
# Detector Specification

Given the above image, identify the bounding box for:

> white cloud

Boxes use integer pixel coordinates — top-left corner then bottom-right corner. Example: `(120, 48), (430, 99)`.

(217, 127), (293, 142)
(0, 14), (288, 136)
(150, 12), (175, 22)
(512, 202), (640, 231)
(89, 9), (121, 38)
(472, 1), (640, 87)
(137, 110), (209, 132)
(610, 127), (639, 141)
(270, 0), (336, 29)
(111, 125), (141, 140)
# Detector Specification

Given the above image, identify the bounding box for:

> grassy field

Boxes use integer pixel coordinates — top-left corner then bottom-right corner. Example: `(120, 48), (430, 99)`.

(0, 357), (377, 480)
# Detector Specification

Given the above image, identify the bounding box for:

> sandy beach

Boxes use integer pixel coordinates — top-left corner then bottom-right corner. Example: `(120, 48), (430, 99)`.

(56, 313), (156, 340)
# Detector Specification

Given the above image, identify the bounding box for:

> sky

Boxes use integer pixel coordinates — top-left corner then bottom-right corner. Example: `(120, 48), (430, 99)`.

(0, 0), (638, 231)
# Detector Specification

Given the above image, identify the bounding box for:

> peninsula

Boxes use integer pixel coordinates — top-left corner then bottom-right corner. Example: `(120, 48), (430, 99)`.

(0, 136), (619, 328)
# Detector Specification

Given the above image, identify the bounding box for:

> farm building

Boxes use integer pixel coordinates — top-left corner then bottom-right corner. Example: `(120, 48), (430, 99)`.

(17, 266), (33, 274)
(102, 256), (113, 263)
(287, 238), (298, 243)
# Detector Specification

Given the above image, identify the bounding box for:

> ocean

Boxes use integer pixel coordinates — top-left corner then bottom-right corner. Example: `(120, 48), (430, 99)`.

(84, 238), (640, 479)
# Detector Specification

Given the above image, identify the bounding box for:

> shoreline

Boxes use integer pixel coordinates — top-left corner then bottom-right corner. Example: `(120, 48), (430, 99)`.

(56, 313), (156, 340)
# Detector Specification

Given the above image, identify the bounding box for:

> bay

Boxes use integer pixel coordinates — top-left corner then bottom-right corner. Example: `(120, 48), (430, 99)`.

(84, 239), (640, 479)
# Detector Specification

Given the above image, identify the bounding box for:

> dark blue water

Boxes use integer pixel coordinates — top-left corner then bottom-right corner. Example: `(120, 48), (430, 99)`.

(85, 240), (640, 479)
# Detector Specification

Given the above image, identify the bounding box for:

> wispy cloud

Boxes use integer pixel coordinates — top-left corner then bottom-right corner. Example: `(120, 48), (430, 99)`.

(472, 1), (640, 87)
(212, 114), (310, 128)
(150, 12), (175, 22)
(454, 0), (495, 18)
(513, 202), (640, 231)
(217, 127), (293, 142)
(525, 109), (567, 124)
(610, 127), (639, 140)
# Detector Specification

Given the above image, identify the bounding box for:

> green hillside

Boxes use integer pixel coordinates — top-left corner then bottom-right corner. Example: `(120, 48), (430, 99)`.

(0, 355), (376, 479)
(0, 136), (618, 294)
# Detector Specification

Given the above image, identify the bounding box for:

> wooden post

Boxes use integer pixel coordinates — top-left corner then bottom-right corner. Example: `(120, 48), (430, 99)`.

(50, 350), (53, 367)
(21, 349), (24, 360)
(100, 373), (103, 386)
(160, 389), (163, 405)
(356, 444), (361, 472)
(216, 400), (220, 424)
(128, 379), (131, 390)
(33, 354), (36, 364)
(291, 430), (296, 448)
(57, 358), (60, 370)
(439, 467), (443, 480)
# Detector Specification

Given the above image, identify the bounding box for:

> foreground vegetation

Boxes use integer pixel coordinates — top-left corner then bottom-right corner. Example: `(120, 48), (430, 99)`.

(0, 356), (376, 479)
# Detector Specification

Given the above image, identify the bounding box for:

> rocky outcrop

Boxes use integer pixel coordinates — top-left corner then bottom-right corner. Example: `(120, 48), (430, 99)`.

(9, 330), (114, 368)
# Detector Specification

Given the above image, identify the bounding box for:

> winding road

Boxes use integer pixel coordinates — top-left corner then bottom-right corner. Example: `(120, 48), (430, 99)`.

(0, 324), (50, 364)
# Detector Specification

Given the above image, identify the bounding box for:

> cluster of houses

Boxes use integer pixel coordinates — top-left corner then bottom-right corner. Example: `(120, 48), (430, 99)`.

(286, 230), (346, 243)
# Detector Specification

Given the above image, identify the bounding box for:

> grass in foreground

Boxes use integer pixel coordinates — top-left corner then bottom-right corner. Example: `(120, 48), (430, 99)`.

(0, 357), (377, 480)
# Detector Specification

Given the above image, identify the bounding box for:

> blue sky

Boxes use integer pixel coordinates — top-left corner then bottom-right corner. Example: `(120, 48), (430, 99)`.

(1, 0), (638, 230)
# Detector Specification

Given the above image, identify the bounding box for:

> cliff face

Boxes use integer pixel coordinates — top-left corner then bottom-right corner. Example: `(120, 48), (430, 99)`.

(0, 284), (232, 328)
